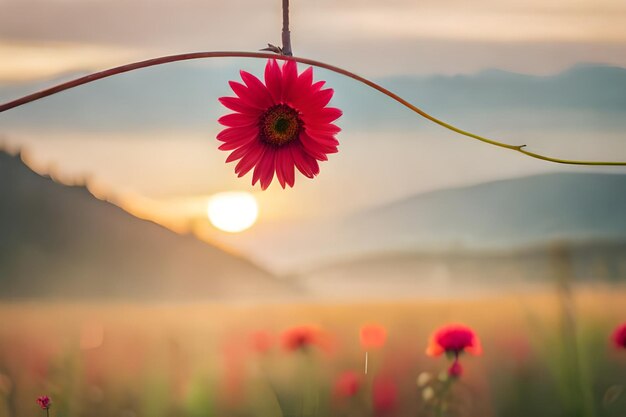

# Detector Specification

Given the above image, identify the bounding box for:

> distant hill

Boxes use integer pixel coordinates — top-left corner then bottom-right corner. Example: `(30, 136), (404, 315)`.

(344, 172), (626, 251)
(293, 172), (626, 298)
(377, 64), (626, 112)
(265, 172), (626, 273)
(1, 63), (626, 131)
(0, 150), (291, 300)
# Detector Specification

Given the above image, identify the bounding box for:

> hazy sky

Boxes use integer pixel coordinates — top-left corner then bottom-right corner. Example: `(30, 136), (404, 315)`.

(2, 0), (626, 270)
(2, 0), (626, 81)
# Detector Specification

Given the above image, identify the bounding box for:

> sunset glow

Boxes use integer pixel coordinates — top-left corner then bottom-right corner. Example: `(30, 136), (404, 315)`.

(207, 192), (258, 233)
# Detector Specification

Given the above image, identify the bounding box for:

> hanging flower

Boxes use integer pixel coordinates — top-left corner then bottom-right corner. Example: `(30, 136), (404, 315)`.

(426, 324), (482, 357)
(612, 323), (626, 349)
(36, 396), (51, 410)
(360, 323), (387, 349)
(217, 59), (341, 189)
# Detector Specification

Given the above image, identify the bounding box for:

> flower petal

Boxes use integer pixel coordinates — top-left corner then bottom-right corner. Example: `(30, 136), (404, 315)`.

(291, 144), (319, 178)
(300, 132), (331, 160)
(274, 150), (286, 189)
(253, 149), (276, 189)
(311, 80), (326, 92)
(307, 88), (334, 110)
(306, 122), (341, 135)
(291, 78), (327, 109)
(235, 144), (265, 177)
(240, 70), (273, 107)
(304, 153), (320, 176)
(264, 59), (282, 103)
(281, 60), (298, 103)
(228, 81), (267, 109)
(298, 67), (313, 89)
(218, 113), (258, 127)
(218, 96), (261, 115)
(303, 107), (343, 124)
(217, 126), (257, 142)
(281, 147), (296, 187)
(305, 131), (340, 147)
(225, 143), (254, 163)
(218, 130), (257, 150)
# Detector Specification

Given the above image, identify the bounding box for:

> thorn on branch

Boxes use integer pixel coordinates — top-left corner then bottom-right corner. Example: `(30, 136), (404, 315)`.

(260, 43), (283, 55)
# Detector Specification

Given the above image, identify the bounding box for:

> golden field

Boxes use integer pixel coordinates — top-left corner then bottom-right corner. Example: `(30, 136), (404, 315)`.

(1, 286), (625, 417)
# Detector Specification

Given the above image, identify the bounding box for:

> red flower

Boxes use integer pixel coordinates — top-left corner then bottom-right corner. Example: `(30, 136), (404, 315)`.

(281, 325), (320, 352)
(217, 59), (341, 189)
(447, 360), (463, 378)
(36, 396), (51, 410)
(372, 376), (398, 415)
(612, 323), (626, 349)
(249, 330), (273, 354)
(333, 371), (361, 398)
(360, 324), (387, 349)
(426, 324), (482, 357)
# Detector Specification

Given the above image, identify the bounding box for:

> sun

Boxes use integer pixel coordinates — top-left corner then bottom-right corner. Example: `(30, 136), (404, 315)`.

(207, 192), (259, 233)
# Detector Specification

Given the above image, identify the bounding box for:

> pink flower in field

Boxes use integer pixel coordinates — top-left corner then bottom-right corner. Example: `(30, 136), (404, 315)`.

(334, 371), (361, 398)
(360, 324), (387, 349)
(372, 376), (398, 415)
(36, 396), (51, 410)
(426, 324), (482, 357)
(447, 360), (463, 378)
(612, 323), (626, 349)
(281, 325), (321, 352)
(217, 59), (341, 189)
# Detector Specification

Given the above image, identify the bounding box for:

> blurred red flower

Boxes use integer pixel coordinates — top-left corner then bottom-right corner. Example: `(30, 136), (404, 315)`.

(612, 322), (626, 349)
(249, 330), (273, 354)
(220, 340), (246, 405)
(426, 324), (482, 357)
(372, 376), (398, 415)
(36, 395), (51, 410)
(333, 370), (361, 398)
(360, 324), (387, 349)
(217, 59), (341, 190)
(447, 360), (463, 378)
(281, 325), (321, 352)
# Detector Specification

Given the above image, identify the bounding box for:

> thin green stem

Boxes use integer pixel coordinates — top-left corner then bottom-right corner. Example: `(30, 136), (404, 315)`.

(435, 377), (454, 417)
(0, 51), (625, 166)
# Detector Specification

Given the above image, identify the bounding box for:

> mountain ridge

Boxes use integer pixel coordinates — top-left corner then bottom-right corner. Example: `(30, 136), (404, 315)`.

(261, 171), (626, 274)
(0, 149), (292, 300)
(343, 171), (626, 249)
(2, 63), (626, 131)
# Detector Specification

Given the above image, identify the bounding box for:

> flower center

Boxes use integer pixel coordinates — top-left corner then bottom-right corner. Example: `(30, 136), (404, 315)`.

(260, 104), (302, 146)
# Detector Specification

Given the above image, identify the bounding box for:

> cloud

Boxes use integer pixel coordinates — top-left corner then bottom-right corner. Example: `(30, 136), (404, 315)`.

(0, 41), (136, 82)
(3, 0), (626, 45)
(301, 4), (626, 43)
(0, 0), (275, 49)
(1, 0), (626, 79)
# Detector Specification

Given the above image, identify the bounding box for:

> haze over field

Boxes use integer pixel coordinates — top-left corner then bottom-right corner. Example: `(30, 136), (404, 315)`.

(2, 63), (626, 273)
(1, 0), (626, 298)
(1, 149), (625, 300)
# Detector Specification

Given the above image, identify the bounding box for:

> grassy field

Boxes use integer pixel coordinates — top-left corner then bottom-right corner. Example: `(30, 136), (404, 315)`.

(1, 286), (625, 417)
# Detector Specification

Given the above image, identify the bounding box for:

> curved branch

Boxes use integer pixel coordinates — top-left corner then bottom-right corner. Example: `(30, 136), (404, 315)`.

(0, 51), (624, 166)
